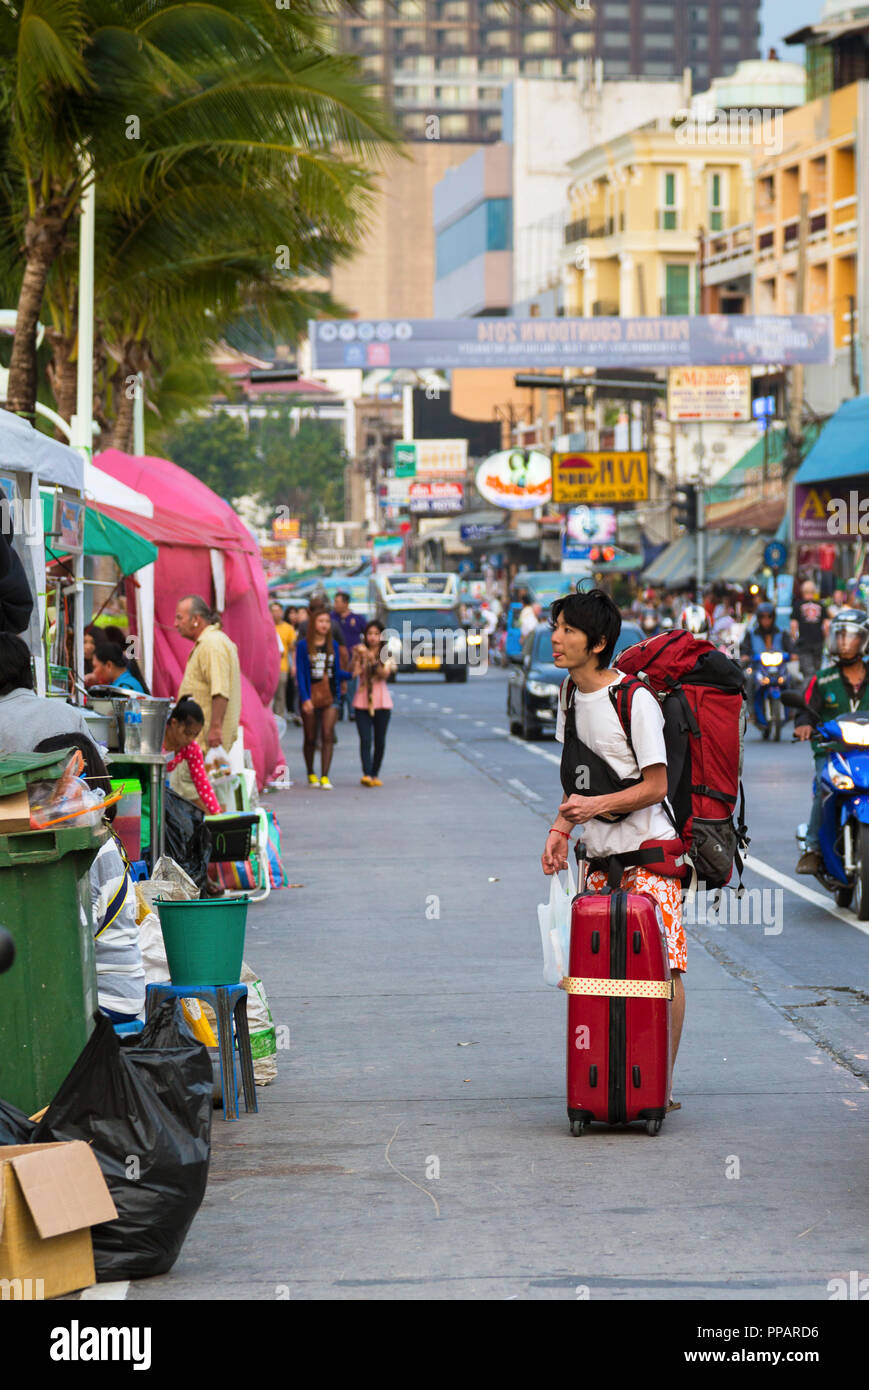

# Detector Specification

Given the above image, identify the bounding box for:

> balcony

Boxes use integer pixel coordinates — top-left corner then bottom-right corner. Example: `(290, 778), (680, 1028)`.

(564, 216), (614, 243)
(656, 210), (680, 231)
(592, 300), (619, 317)
(659, 296), (691, 315)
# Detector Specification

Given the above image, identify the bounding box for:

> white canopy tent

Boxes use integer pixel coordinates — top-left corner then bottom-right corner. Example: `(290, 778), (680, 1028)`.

(0, 409), (86, 694)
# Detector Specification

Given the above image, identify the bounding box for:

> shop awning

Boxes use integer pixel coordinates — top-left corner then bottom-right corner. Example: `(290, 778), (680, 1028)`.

(42, 493), (158, 575)
(643, 535), (695, 584)
(0, 408), (84, 489)
(792, 396), (868, 485)
(643, 532), (766, 586)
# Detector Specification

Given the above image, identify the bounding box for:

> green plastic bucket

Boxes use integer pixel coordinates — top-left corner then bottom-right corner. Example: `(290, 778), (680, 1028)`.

(155, 897), (248, 986)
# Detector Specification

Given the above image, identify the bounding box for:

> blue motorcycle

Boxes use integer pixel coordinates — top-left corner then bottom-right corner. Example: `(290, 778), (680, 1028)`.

(785, 694), (869, 916)
(750, 649), (793, 741)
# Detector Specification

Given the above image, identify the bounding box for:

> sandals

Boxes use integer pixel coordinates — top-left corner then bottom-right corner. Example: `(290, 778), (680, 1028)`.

(666, 1099), (682, 1113)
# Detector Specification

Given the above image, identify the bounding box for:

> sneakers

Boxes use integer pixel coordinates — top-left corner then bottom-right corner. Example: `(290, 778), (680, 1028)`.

(795, 849), (822, 875)
(307, 773), (319, 786)
(360, 775), (373, 786)
(320, 776), (333, 790)
(369, 777), (383, 787)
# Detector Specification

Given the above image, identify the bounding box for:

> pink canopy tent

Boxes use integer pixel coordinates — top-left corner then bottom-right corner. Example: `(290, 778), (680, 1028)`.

(93, 448), (281, 788)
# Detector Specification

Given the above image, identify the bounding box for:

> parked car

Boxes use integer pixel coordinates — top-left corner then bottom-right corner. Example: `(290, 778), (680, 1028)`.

(507, 621), (644, 739)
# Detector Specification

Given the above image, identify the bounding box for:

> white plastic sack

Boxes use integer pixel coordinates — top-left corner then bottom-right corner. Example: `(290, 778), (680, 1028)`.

(137, 855), (199, 908)
(241, 962), (277, 1086)
(537, 861), (576, 987)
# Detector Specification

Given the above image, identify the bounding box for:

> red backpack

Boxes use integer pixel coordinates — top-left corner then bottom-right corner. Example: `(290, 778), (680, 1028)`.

(610, 629), (748, 889)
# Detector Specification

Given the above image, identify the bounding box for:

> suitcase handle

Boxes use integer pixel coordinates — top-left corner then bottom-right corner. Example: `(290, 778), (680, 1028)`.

(575, 839), (588, 895)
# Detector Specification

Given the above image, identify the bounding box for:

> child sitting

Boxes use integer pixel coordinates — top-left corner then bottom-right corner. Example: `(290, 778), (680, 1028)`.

(163, 697), (221, 815)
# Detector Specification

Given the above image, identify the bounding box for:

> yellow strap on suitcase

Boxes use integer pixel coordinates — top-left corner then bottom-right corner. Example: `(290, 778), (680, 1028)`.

(562, 976), (674, 1000)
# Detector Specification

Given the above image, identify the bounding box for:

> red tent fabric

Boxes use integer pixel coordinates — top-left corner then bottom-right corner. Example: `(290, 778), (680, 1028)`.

(94, 449), (281, 787)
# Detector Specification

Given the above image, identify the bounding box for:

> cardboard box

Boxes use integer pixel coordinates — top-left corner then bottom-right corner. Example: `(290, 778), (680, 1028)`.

(0, 788), (32, 834)
(0, 1142), (118, 1299)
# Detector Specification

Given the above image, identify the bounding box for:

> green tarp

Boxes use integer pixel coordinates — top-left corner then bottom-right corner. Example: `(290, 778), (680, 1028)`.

(42, 494), (157, 575)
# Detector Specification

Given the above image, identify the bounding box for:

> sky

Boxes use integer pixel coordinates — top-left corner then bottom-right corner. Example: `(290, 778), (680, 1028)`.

(761, 0), (826, 58)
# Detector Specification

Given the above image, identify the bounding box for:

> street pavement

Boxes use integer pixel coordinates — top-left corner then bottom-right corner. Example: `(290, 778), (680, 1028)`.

(124, 665), (869, 1301)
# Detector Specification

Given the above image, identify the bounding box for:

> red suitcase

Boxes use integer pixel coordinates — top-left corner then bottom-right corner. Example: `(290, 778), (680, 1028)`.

(565, 871), (673, 1137)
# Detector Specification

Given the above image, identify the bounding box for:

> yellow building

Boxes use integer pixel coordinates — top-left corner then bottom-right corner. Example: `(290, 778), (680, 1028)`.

(753, 83), (859, 352)
(563, 120), (755, 321)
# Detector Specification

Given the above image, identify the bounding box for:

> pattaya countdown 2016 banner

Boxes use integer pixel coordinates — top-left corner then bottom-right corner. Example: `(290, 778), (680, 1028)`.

(309, 315), (833, 372)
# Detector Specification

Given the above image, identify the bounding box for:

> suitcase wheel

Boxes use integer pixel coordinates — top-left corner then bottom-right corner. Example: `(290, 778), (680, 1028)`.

(645, 1118), (663, 1136)
(569, 1119), (588, 1137)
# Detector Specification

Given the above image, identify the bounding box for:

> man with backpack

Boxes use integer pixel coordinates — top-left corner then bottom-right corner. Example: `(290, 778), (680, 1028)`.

(542, 590), (687, 1094)
(542, 588), (748, 1104)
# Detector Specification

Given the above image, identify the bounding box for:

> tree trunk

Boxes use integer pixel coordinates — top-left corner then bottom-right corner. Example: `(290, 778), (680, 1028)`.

(110, 381), (135, 453)
(7, 193), (74, 419)
(45, 328), (78, 437)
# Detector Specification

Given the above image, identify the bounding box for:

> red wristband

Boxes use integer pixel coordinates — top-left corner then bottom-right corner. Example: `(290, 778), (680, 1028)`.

(549, 826), (571, 839)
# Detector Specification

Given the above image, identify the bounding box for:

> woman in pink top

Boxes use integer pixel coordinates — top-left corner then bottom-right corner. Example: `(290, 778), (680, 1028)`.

(163, 697), (222, 815)
(351, 620), (396, 786)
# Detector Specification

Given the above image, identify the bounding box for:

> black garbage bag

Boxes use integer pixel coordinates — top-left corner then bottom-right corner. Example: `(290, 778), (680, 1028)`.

(163, 786), (212, 892)
(0, 1097), (35, 1144)
(32, 1002), (213, 1280)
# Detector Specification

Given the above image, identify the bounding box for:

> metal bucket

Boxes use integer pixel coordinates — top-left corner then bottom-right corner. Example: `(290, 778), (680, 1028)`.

(82, 710), (115, 748)
(88, 697), (123, 750)
(119, 697), (172, 755)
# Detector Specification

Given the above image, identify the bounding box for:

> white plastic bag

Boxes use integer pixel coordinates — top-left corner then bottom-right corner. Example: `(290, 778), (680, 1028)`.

(537, 860), (577, 987)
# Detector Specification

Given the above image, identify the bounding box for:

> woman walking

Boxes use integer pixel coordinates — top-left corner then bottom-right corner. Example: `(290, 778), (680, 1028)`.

(296, 608), (351, 789)
(351, 620), (395, 786)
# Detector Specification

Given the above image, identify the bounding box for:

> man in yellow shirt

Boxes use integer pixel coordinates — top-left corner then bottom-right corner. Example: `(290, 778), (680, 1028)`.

(174, 595), (242, 750)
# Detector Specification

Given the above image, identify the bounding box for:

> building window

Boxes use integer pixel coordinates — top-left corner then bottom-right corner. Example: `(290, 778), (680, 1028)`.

(644, 33), (672, 48)
(440, 113), (471, 137)
(605, 31), (630, 47)
(660, 170), (679, 228)
(664, 264), (691, 314)
(709, 171), (724, 230)
(396, 0), (424, 14)
(688, 4), (708, 18)
(645, 61), (678, 74)
(607, 1), (631, 13)
(436, 197), (513, 278)
(721, 35), (741, 51)
(605, 58), (631, 73)
(570, 32), (594, 50)
(523, 30), (553, 51)
(644, 3), (671, 15)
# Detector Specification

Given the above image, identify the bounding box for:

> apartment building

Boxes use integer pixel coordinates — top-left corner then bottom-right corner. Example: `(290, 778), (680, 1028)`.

(330, 0), (760, 144)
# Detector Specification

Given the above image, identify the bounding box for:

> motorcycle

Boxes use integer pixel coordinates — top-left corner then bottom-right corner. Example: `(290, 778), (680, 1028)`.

(750, 649), (793, 741)
(784, 692), (869, 917)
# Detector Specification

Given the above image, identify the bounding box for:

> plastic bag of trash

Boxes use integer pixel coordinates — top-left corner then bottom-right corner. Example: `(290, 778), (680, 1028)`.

(537, 860), (576, 987)
(0, 1096), (35, 1143)
(162, 788), (212, 894)
(32, 1002), (212, 1281)
(241, 962), (277, 1086)
(137, 854), (199, 910)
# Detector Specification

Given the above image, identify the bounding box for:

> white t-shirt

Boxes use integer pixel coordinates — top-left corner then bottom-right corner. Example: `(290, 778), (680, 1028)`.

(555, 671), (674, 858)
(519, 604), (537, 638)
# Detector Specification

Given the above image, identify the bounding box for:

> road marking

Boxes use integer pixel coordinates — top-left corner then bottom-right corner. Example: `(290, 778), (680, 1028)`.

(508, 777), (542, 802)
(80, 1282), (129, 1300)
(505, 734), (562, 767)
(745, 852), (869, 938)
(440, 728), (457, 741)
(442, 706), (453, 713)
(474, 720), (486, 727)
(490, 726), (508, 735)
(466, 748), (484, 760)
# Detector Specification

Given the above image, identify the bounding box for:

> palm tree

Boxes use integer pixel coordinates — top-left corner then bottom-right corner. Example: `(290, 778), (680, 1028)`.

(0, 0), (398, 421)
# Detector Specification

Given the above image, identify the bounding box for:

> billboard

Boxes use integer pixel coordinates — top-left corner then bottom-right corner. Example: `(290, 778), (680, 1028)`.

(794, 482), (869, 542)
(408, 481), (465, 515)
(310, 315), (833, 371)
(551, 451), (648, 504)
(667, 366), (751, 421)
(563, 506), (618, 558)
(474, 448), (552, 510)
(392, 439), (467, 478)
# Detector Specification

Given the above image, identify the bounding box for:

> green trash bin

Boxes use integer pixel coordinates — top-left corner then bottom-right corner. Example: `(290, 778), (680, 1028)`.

(0, 752), (108, 1115)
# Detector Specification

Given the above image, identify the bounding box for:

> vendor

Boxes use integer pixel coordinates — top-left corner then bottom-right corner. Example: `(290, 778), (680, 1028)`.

(92, 642), (145, 693)
(0, 633), (96, 752)
(164, 697), (221, 815)
(35, 733), (145, 1026)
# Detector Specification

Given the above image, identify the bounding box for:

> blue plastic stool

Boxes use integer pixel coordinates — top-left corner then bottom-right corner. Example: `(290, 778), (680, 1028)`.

(113, 1019), (145, 1036)
(129, 860), (149, 883)
(145, 982), (258, 1121)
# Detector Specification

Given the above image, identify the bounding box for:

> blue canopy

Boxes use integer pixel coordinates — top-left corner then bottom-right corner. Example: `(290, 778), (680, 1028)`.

(793, 396), (869, 484)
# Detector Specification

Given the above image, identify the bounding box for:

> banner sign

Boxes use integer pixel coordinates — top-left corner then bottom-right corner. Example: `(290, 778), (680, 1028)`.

(460, 521), (506, 542)
(563, 506), (618, 555)
(310, 315), (833, 371)
(794, 481), (869, 542)
(475, 448), (551, 510)
(372, 535), (405, 572)
(667, 366), (751, 421)
(392, 439), (467, 478)
(552, 451), (648, 504)
(409, 481), (465, 515)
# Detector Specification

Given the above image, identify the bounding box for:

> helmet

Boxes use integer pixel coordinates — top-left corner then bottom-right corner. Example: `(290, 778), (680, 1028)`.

(641, 607), (658, 632)
(660, 615), (674, 630)
(755, 602), (776, 623)
(679, 603), (709, 636)
(830, 608), (869, 661)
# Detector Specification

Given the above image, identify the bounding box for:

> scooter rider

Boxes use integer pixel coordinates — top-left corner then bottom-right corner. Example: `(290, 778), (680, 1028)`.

(678, 603), (710, 637)
(794, 608), (869, 874)
(739, 602), (792, 709)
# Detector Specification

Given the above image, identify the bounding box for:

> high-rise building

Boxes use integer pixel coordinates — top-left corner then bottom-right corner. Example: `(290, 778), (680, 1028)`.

(330, 0), (761, 143)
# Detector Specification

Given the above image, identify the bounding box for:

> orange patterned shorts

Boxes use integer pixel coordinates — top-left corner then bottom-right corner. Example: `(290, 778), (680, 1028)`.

(585, 866), (687, 974)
